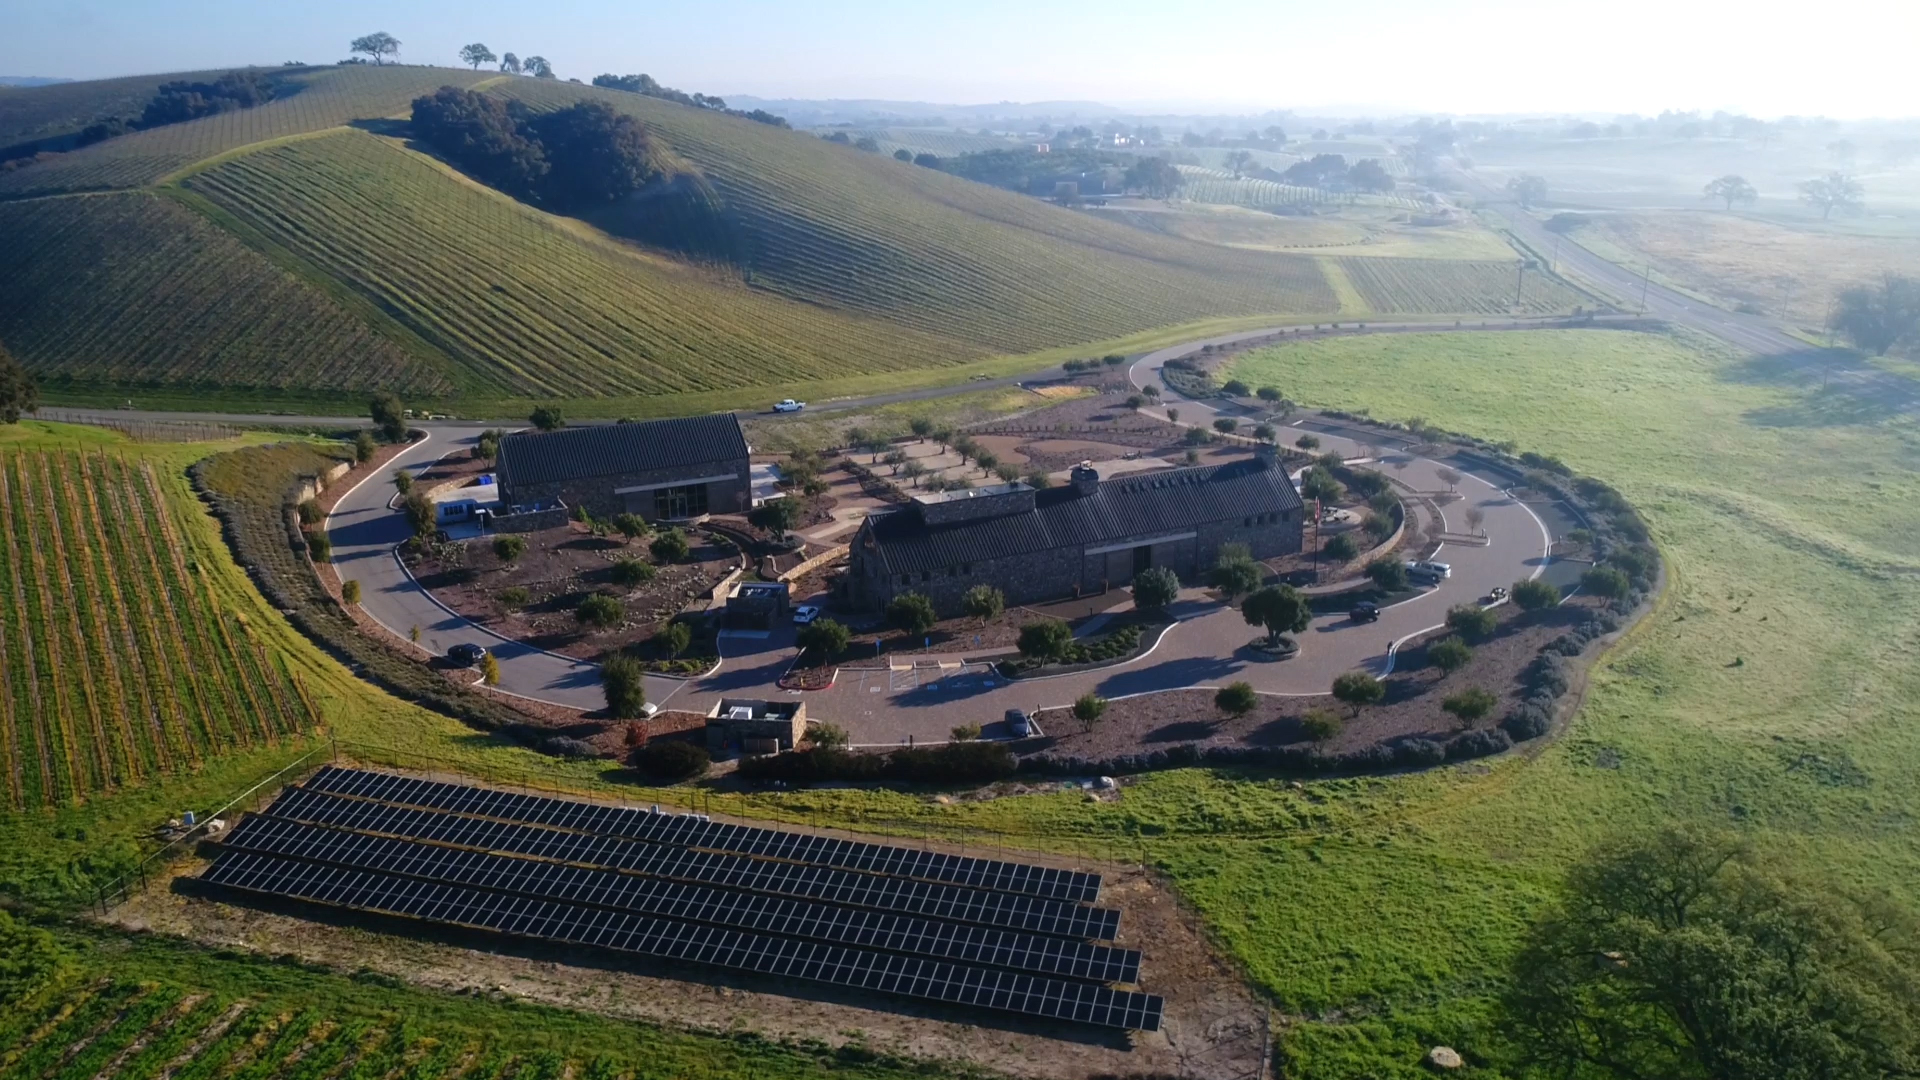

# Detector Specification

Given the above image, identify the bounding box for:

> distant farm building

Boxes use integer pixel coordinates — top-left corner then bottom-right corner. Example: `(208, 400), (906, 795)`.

(845, 454), (1305, 615)
(495, 415), (751, 523)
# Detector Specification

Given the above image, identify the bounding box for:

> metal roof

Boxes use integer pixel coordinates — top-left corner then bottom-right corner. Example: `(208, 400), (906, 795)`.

(497, 414), (749, 489)
(862, 457), (1303, 576)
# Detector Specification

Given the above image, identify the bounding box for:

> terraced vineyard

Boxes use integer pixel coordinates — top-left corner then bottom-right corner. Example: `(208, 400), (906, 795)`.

(184, 130), (980, 398)
(1333, 255), (1591, 315)
(0, 68), (233, 152)
(0, 449), (316, 808)
(0, 192), (446, 398)
(1173, 165), (1330, 209)
(0, 65), (490, 198)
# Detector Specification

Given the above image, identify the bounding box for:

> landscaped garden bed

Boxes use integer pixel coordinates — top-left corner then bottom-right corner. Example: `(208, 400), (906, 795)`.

(406, 519), (739, 661)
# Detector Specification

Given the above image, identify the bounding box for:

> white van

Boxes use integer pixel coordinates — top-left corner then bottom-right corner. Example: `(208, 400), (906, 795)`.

(1405, 560), (1452, 583)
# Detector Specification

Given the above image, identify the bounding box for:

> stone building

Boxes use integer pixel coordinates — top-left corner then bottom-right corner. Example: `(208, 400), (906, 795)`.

(844, 453), (1305, 615)
(494, 414), (751, 523)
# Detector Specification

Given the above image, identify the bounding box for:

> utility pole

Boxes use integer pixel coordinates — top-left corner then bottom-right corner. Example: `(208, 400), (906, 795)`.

(1639, 263), (1652, 313)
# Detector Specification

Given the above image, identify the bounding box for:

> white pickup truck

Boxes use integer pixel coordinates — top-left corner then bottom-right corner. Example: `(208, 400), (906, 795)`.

(772, 399), (807, 413)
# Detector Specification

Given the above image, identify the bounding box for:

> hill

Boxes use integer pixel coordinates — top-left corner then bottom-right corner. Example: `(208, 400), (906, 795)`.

(0, 66), (1586, 414)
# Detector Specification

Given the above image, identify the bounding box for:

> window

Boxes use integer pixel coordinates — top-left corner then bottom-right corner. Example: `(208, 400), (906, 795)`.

(921, 571), (931, 583)
(651, 483), (709, 519)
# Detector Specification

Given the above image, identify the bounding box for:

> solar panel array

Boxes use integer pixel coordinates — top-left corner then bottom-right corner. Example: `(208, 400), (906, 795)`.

(199, 767), (1164, 1032)
(305, 766), (1103, 902)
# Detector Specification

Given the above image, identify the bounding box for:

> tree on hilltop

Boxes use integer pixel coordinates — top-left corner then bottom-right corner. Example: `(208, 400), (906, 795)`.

(350, 32), (400, 65)
(0, 341), (37, 424)
(1799, 172), (1864, 219)
(522, 56), (554, 79)
(499, 53), (521, 74)
(460, 43), (497, 70)
(1702, 174), (1757, 210)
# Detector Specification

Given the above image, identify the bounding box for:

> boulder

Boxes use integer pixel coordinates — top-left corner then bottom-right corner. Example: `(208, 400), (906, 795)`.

(1426, 1046), (1463, 1070)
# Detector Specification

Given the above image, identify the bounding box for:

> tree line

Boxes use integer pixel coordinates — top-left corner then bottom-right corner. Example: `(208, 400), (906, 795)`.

(591, 73), (789, 127)
(409, 86), (661, 212)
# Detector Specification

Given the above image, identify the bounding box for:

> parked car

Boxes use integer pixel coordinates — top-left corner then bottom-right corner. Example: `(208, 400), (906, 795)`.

(446, 643), (486, 668)
(772, 399), (806, 413)
(1405, 560), (1452, 583)
(1005, 709), (1033, 738)
(1349, 601), (1380, 623)
(792, 605), (821, 625)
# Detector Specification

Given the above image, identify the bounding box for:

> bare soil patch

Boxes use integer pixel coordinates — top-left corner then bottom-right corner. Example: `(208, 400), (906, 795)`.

(408, 522), (741, 661)
(117, 831), (1264, 1080)
(1026, 599), (1601, 760)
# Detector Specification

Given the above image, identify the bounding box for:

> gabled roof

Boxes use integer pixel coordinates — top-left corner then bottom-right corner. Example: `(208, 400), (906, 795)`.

(497, 414), (749, 489)
(862, 457), (1303, 575)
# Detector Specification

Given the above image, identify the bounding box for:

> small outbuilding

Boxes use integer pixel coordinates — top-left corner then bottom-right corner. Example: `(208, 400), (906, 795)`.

(705, 698), (808, 756)
(724, 581), (790, 629)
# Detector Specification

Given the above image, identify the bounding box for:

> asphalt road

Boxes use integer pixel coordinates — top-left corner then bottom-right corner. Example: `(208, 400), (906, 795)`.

(1451, 165), (1807, 357)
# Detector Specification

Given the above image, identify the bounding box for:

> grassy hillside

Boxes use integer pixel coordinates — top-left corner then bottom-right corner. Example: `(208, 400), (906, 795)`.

(0, 191), (446, 398)
(0, 67), (1590, 413)
(0, 69), (231, 152)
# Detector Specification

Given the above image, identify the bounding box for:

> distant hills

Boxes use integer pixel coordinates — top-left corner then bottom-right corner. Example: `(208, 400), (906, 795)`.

(0, 76), (74, 88)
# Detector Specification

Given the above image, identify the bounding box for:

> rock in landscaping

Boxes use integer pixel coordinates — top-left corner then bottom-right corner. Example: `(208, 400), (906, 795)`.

(1426, 1046), (1463, 1070)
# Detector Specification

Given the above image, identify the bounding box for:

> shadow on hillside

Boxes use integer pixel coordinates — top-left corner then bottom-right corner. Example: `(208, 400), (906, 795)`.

(1721, 347), (1920, 427)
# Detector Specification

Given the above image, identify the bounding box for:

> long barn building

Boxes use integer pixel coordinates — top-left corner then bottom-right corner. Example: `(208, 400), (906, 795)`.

(495, 415), (751, 522)
(846, 454), (1305, 615)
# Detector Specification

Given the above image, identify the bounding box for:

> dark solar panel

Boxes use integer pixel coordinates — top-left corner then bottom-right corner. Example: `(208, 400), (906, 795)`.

(266, 786), (1120, 943)
(222, 814), (1139, 984)
(304, 767), (1101, 903)
(202, 849), (1162, 1031)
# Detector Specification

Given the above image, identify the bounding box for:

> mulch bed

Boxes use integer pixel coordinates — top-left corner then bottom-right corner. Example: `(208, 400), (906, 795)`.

(1022, 599), (1602, 760)
(409, 522), (740, 660)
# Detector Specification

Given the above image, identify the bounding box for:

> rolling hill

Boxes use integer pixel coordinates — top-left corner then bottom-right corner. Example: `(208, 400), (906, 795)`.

(0, 65), (1587, 415)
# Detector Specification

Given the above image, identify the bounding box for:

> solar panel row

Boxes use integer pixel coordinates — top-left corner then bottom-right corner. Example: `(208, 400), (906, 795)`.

(203, 849), (1163, 1031)
(224, 813), (1140, 985)
(267, 786), (1121, 942)
(305, 766), (1101, 903)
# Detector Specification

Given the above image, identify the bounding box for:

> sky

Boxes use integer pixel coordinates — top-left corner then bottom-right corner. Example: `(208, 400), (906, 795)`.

(8, 0), (1919, 118)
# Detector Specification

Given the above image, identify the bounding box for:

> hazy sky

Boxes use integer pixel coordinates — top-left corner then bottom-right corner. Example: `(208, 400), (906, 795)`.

(9, 0), (1917, 118)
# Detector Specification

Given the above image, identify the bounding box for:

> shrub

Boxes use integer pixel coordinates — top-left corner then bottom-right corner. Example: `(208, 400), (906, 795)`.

(1295, 434), (1320, 450)
(887, 592), (937, 636)
(1017, 619), (1073, 660)
(480, 651), (501, 686)
(1445, 727), (1512, 761)
(1298, 468), (1343, 503)
(369, 394), (408, 442)
(1511, 578), (1560, 612)
(749, 497), (803, 538)
(1366, 558), (1408, 591)
(1428, 635), (1473, 674)
(1300, 708), (1342, 742)
(529, 406), (565, 431)
(808, 723), (850, 749)
(493, 535), (526, 563)
(1125, 394), (1145, 410)
(307, 532), (332, 561)
(1215, 681), (1258, 716)
(797, 617), (850, 656)
(1183, 426), (1212, 446)
(1609, 544), (1658, 583)
(1133, 565), (1181, 613)
(611, 512), (648, 541)
(1073, 693), (1108, 728)
(1367, 491), (1399, 519)
(950, 723), (982, 742)
(1446, 604), (1499, 639)
(1362, 512), (1395, 541)
(297, 498), (323, 525)
(962, 584), (1004, 623)
(1442, 687), (1498, 726)
(1331, 670), (1384, 715)
(1253, 423), (1276, 442)
(339, 578), (361, 605)
(1209, 551), (1264, 598)
(656, 620), (692, 658)
(649, 528), (691, 563)
(638, 740), (709, 780)
(1581, 565), (1632, 601)
(497, 586), (530, 611)
(1323, 534), (1359, 562)
(402, 492), (436, 535)
(353, 431), (377, 463)
(1242, 585), (1309, 645)
(1256, 386), (1282, 402)
(1212, 417), (1239, 435)
(1502, 704), (1553, 741)
(610, 558), (655, 587)
(1346, 470), (1389, 498)
(1221, 379), (1250, 396)
(601, 654), (647, 718)
(577, 593), (623, 629)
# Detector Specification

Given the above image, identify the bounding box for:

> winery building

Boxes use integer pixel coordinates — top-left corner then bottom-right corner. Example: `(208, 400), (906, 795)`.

(495, 414), (751, 522)
(845, 454), (1305, 615)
